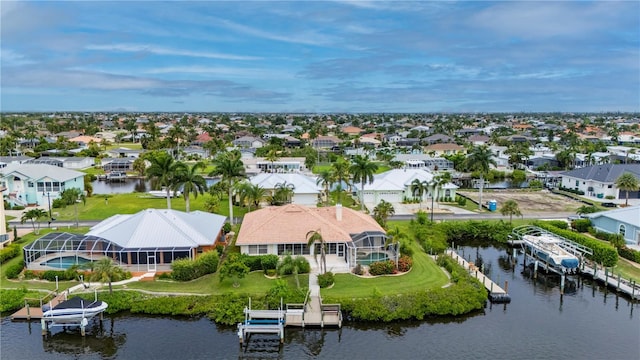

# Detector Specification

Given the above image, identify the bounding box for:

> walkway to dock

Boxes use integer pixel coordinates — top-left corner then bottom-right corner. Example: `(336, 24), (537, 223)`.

(581, 262), (640, 300)
(10, 292), (67, 320)
(446, 249), (511, 302)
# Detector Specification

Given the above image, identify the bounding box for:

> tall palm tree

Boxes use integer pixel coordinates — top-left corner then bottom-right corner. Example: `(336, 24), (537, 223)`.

(90, 257), (126, 294)
(145, 152), (185, 209)
(410, 179), (429, 208)
(306, 229), (326, 275)
(500, 199), (522, 224)
(209, 151), (246, 225)
(316, 169), (335, 206)
(372, 200), (395, 228)
(234, 181), (266, 212)
(272, 181), (295, 205)
(385, 225), (407, 266)
(264, 148), (280, 173)
(175, 161), (208, 212)
(331, 157), (351, 204)
(350, 155), (378, 211)
(616, 172), (639, 207)
(464, 145), (497, 211)
(21, 208), (48, 234)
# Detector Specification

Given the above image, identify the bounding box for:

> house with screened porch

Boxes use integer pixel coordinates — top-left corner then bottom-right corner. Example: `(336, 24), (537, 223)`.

(235, 204), (397, 272)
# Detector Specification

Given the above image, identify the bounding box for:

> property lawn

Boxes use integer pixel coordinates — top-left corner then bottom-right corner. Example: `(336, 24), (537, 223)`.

(51, 193), (248, 221)
(122, 272), (309, 296)
(613, 259), (640, 283)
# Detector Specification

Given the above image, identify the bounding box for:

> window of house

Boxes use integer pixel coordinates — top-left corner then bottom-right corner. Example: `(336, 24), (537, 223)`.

(28, 182), (34, 188)
(37, 182), (44, 192)
(619, 225), (626, 237)
(608, 185), (612, 188)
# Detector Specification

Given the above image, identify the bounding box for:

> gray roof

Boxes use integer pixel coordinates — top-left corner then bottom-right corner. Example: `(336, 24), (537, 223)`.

(1, 163), (85, 182)
(586, 205), (640, 226)
(86, 209), (226, 249)
(561, 164), (640, 183)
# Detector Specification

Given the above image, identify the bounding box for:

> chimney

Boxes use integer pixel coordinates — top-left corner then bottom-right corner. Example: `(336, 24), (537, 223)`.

(336, 203), (342, 221)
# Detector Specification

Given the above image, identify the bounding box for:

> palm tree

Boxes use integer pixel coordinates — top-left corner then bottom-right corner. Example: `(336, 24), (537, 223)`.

(90, 257), (126, 294)
(21, 208), (48, 234)
(316, 169), (335, 206)
(500, 199), (522, 224)
(209, 151), (246, 225)
(372, 200), (395, 228)
(576, 205), (598, 215)
(385, 225), (407, 266)
(306, 229), (327, 274)
(145, 152), (185, 209)
(264, 148), (280, 173)
(331, 157), (351, 204)
(175, 161), (208, 212)
(235, 181), (266, 211)
(349, 155), (378, 211)
(616, 172), (639, 206)
(277, 253), (301, 289)
(464, 145), (497, 211)
(410, 179), (429, 208)
(272, 182), (295, 205)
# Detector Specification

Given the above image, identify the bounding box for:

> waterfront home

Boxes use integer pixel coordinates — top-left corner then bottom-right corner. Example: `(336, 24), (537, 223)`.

(560, 164), (640, 199)
(423, 143), (465, 156)
(0, 163), (85, 207)
(235, 204), (394, 270)
(248, 173), (320, 206)
(586, 206), (640, 246)
(232, 136), (265, 149)
(23, 209), (226, 273)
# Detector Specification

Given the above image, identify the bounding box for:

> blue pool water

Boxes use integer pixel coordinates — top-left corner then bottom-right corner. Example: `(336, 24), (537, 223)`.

(357, 252), (389, 265)
(42, 256), (93, 269)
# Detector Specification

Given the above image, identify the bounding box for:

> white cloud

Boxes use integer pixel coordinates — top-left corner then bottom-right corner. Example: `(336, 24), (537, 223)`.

(85, 43), (261, 61)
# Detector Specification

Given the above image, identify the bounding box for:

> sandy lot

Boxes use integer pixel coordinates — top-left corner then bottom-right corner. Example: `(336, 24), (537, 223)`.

(457, 189), (583, 214)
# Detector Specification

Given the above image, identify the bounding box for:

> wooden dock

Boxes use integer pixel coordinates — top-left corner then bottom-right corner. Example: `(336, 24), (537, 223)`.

(446, 249), (511, 303)
(581, 263), (640, 300)
(11, 292), (67, 320)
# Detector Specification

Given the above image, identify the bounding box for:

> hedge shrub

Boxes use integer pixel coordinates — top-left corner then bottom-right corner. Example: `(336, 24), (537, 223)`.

(368, 260), (395, 276)
(317, 272), (335, 288)
(534, 221), (618, 267)
(0, 244), (20, 264)
(397, 255), (413, 272)
(572, 219), (591, 232)
(171, 250), (219, 281)
(260, 255), (279, 273)
(5, 263), (24, 279)
(439, 220), (512, 245)
(618, 247), (640, 264)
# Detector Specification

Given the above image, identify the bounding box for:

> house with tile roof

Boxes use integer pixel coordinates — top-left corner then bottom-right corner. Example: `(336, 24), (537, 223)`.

(23, 209), (227, 272)
(423, 143), (466, 156)
(560, 164), (640, 200)
(248, 173), (320, 206)
(586, 206), (640, 246)
(235, 204), (394, 270)
(0, 164), (85, 207)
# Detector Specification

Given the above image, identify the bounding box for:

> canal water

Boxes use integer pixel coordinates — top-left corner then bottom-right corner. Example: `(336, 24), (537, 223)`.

(2, 246), (638, 359)
(91, 178), (219, 195)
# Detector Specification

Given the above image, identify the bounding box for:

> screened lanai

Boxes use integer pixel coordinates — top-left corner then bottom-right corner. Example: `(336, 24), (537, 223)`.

(347, 231), (398, 267)
(23, 232), (194, 272)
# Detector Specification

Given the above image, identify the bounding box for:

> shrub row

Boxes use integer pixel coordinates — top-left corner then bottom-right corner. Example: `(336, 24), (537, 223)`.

(369, 260), (395, 276)
(171, 250), (219, 281)
(439, 220), (513, 245)
(534, 221), (618, 267)
(0, 288), (28, 312)
(0, 244), (20, 264)
(572, 218), (591, 233)
(317, 272), (335, 288)
(618, 247), (640, 264)
(397, 255), (413, 273)
(238, 254), (280, 273)
(5, 263), (24, 279)
(558, 186), (585, 195)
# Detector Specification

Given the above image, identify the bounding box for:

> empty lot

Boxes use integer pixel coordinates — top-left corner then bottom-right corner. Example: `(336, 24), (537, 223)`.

(457, 189), (582, 214)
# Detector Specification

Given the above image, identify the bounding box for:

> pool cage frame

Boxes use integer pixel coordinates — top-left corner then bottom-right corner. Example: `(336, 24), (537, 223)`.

(347, 231), (398, 267)
(23, 232), (195, 272)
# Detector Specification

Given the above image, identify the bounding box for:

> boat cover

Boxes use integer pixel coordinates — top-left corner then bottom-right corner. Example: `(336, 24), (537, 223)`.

(53, 296), (103, 310)
(560, 258), (579, 269)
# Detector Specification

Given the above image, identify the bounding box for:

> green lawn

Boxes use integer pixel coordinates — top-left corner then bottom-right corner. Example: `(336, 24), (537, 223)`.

(613, 259), (640, 283)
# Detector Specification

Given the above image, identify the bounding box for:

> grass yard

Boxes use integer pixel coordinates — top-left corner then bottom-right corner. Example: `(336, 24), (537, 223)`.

(122, 272), (309, 296)
(613, 259), (640, 282)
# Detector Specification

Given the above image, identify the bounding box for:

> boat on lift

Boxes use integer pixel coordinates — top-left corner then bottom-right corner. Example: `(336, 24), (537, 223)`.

(148, 188), (181, 198)
(42, 296), (108, 324)
(522, 234), (580, 274)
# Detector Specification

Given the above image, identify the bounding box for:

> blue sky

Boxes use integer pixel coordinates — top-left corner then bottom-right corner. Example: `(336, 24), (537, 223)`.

(1, 1), (639, 113)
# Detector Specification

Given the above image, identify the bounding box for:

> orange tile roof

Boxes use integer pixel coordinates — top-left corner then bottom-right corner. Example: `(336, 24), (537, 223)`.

(236, 204), (384, 245)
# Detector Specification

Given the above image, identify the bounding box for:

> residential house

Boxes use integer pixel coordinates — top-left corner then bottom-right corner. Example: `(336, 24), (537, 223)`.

(423, 134), (453, 145)
(423, 143), (465, 157)
(232, 136), (265, 149)
(312, 136), (341, 149)
(0, 164), (85, 208)
(248, 173), (321, 206)
(235, 204), (393, 270)
(341, 126), (364, 136)
(560, 164), (640, 200)
(242, 157), (308, 175)
(101, 158), (135, 172)
(106, 147), (144, 159)
(586, 206), (640, 246)
(392, 154), (454, 171)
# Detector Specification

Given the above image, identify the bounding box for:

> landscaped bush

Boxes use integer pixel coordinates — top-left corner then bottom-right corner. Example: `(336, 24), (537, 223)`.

(534, 221), (618, 267)
(368, 260), (395, 276)
(0, 288), (28, 312)
(40, 268), (78, 281)
(413, 224), (448, 254)
(260, 254), (279, 273)
(456, 196), (467, 206)
(543, 220), (569, 230)
(353, 264), (364, 275)
(0, 244), (20, 264)
(618, 247), (640, 264)
(529, 179), (543, 189)
(572, 218), (591, 232)
(239, 254), (263, 271)
(5, 263), (24, 279)
(439, 220), (512, 245)
(317, 272), (335, 288)
(558, 186), (585, 196)
(397, 255), (413, 272)
(197, 250), (220, 274)
(171, 250), (219, 281)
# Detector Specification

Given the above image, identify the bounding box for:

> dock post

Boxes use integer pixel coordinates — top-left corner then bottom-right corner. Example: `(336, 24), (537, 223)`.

(593, 263), (597, 277)
(504, 280), (508, 293)
(632, 281), (635, 300)
(534, 260), (538, 279)
(41, 319), (47, 336)
(560, 275), (565, 295)
(617, 274), (621, 292)
(490, 282), (493, 293)
(605, 268), (609, 284)
(25, 300), (31, 320)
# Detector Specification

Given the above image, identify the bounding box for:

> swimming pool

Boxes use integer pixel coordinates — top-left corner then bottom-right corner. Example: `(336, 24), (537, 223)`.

(41, 256), (93, 269)
(357, 252), (389, 266)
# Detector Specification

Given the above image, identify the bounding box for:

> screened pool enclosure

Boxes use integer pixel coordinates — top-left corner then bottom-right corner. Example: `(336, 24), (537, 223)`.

(24, 232), (195, 272)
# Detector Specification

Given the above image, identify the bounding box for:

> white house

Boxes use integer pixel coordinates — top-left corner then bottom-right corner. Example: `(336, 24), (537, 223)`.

(249, 173), (320, 206)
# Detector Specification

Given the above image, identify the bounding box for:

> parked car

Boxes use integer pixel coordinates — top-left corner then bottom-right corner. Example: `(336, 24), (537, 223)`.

(601, 202), (617, 208)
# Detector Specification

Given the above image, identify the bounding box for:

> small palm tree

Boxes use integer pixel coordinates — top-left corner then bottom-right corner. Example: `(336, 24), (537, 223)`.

(90, 257), (126, 294)
(616, 172), (639, 207)
(306, 229), (327, 274)
(500, 199), (522, 224)
(175, 161), (207, 212)
(350, 155), (378, 211)
(576, 205), (598, 215)
(272, 182), (295, 205)
(209, 151), (246, 225)
(372, 200), (395, 228)
(316, 169), (335, 206)
(331, 157), (351, 204)
(277, 253), (301, 289)
(385, 225), (407, 265)
(21, 208), (48, 234)
(410, 179), (429, 208)
(464, 145), (497, 211)
(145, 152), (184, 209)
(264, 148), (280, 173)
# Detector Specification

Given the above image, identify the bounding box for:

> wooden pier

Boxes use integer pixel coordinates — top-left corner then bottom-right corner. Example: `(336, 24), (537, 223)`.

(10, 292), (67, 320)
(446, 249), (511, 303)
(581, 262), (640, 300)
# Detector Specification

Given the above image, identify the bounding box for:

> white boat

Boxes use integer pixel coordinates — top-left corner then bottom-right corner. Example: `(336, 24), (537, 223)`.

(522, 234), (580, 274)
(148, 189), (181, 198)
(42, 296), (108, 324)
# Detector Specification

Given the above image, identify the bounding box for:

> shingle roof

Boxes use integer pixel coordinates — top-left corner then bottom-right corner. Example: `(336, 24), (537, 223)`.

(86, 209), (226, 249)
(561, 164), (640, 183)
(236, 204), (384, 245)
(1, 163), (85, 182)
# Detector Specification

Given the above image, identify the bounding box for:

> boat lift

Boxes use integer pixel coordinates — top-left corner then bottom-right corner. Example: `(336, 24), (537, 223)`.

(237, 298), (285, 346)
(41, 289), (106, 337)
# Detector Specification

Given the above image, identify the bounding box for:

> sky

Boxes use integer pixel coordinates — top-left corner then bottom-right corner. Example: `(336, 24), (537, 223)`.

(1, 1), (639, 113)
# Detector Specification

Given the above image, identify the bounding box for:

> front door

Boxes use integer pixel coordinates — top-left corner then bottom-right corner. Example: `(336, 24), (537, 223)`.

(147, 255), (156, 272)
(337, 243), (345, 258)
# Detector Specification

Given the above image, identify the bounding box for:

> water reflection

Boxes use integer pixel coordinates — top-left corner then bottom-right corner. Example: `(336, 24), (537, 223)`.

(42, 318), (126, 358)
